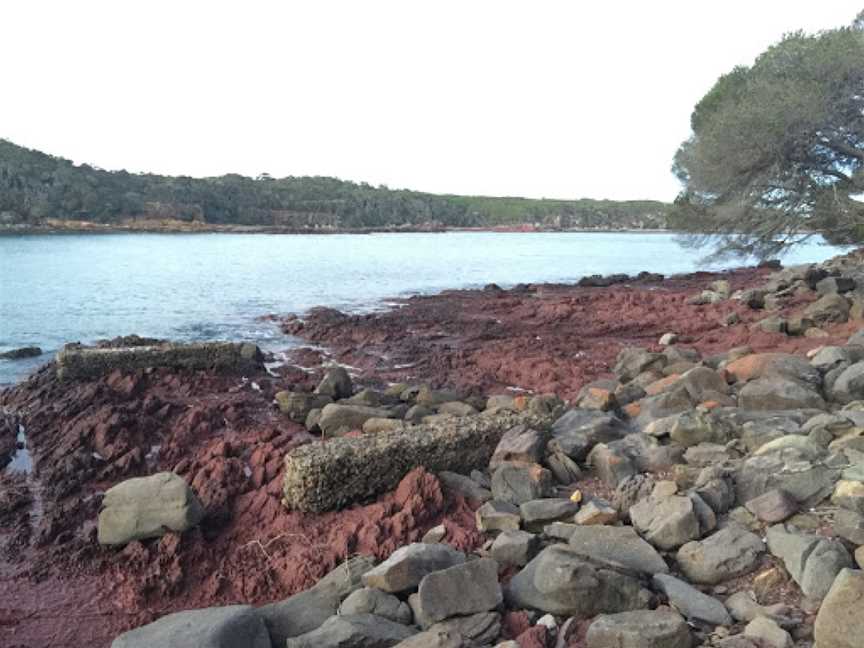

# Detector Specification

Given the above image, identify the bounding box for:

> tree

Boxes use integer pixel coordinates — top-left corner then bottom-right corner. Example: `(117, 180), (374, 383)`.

(672, 17), (864, 260)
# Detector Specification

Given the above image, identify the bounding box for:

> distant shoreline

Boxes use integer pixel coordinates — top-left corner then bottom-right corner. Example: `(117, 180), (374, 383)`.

(0, 222), (672, 237)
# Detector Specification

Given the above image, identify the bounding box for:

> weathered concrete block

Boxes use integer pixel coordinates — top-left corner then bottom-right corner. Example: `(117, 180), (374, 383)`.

(56, 341), (262, 380)
(283, 411), (552, 512)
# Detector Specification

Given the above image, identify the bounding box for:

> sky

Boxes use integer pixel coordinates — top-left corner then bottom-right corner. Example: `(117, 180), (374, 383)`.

(0, 2), (860, 202)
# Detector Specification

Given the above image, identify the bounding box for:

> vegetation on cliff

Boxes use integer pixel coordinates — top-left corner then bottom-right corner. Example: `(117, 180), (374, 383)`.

(672, 12), (864, 259)
(0, 139), (668, 231)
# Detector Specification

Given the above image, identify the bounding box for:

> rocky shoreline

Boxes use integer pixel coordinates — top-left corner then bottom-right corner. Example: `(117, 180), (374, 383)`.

(4, 251), (864, 647)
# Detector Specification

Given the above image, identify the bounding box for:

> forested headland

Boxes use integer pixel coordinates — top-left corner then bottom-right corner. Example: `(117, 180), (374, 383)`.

(0, 140), (668, 233)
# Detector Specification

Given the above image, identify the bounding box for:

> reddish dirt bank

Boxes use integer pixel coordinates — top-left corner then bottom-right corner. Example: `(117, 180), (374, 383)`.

(0, 365), (479, 647)
(281, 267), (857, 401)
(1, 263), (859, 647)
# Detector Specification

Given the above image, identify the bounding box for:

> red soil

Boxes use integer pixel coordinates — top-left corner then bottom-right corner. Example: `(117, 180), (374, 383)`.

(281, 267), (857, 401)
(1, 263), (858, 647)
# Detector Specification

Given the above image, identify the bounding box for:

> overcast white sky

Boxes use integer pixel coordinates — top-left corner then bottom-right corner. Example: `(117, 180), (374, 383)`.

(0, 2), (860, 201)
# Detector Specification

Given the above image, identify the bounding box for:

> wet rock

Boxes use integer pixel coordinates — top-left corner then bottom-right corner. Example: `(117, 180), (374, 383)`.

(676, 524), (763, 585)
(491, 462), (554, 505)
(111, 605), (270, 648)
(766, 524), (852, 600)
(814, 568), (864, 648)
(739, 377), (825, 411)
(586, 609), (691, 648)
(491, 529), (539, 566)
(318, 403), (393, 436)
(315, 366), (353, 399)
(362, 543), (465, 593)
(744, 489), (799, 523)
(275, 391), (333, 422)
(97, 472), (204, 546)
(414, 558), (502, 626)
(568, 525), (668, 575)
(652, 573), (731, 626)
(489, 425), (549, 470)
(476, 500), (521, 533)
(338, 588), (412, 625)
(505, 545), (647, 616)
(285, 613), (415, 648)
(630, 495), (701, 550)
(0, 346), (41, 360)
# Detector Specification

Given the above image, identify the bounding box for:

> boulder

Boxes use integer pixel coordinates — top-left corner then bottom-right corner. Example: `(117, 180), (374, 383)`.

(318, 403), (392, 436)
(489, 425), (549, 469)
(490, 530), (539, 567)
(831, 479), (864, 514)
(111, 605), (269, 648)
(276, 391), (333, 422)
(675, 524), (763, 585)
(615, 347), (666, 382)
(550, 410), (627, 461)
(437, 401), (478, 417)
(744, 489), (799, 523)
(0, 346), (41, 360)
(285, 613), (415, 648)
(829, 361), (864, 404)
(259, 555), (376, 645)
(804, 293), (850, 324)
(738, 377), (825, 411)
(668, 411), (729, 447)
(362, 543), (465, 593)
(585, 609), (691, 648)
(97, 472), (204, 546)
(568, 525), (668, 575)
(505, 545), (647, 617)
(414, 558), (502, 626)
(833, 508), (864, 544)
(735, 450), (839, 508)
(338, 588), (412, 625)
(415, 613), (500, 647)
(491, 462), (554, 505)
(475, 500), (521, 533)
(315, 367), (353, 399)
(437, 471), (491, 503)
(630, 496), (701, 550)
(743, 616), (792, 648)
(724, 353), (821, 386)
(652, 573), (731, 626)
(519, 498), (579, 526)
(814, 568), (864, 648)
(766, 524), (852, 600)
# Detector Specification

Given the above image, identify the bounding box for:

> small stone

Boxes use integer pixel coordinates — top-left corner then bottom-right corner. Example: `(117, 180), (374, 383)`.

(362, 543), (465, 593)
(490, 530), (539, 567)
(652, 573), (732, 626)
(574, 499), (618, 525)
(586, 609), (691, 648)
(744, 616), (792, 648)
(476, 500), (521, 533)
(744, 489), (799, 523)
(415, 558), (502, 626)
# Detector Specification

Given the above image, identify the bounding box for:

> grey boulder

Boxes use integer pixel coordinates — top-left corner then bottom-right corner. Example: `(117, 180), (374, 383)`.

(285, 613), (415, 648)
(568, 525), (668, 575)
(362, 543), (465, 593)
(98, 472), (204, 546)
(111, 605), (269, 648)
(675, 524), (763, 585)
(414, 558), (502, 626)
(586, 608), (691, 648)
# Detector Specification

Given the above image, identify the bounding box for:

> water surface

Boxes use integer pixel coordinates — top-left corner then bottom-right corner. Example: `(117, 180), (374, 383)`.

(0, 231), (845, 384)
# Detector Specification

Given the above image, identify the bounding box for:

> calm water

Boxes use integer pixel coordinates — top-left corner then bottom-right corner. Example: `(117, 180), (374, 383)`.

(0, 231), (846, 384)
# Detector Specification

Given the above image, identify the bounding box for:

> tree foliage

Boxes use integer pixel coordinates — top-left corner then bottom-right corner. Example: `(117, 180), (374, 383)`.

(0, 140), (668, 230)
(671, 17), (864, 259)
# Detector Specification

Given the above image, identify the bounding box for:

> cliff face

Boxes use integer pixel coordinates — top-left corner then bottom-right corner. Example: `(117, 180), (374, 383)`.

(0, 139), (670, 231)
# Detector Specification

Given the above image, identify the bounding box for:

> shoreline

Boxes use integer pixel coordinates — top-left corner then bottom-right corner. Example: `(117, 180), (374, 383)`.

(2, 251), (864, 646)
(0, 222), (673, 237)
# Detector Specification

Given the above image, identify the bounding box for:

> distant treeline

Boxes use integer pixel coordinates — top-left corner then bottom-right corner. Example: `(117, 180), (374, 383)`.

(0, 139), (669, 230)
